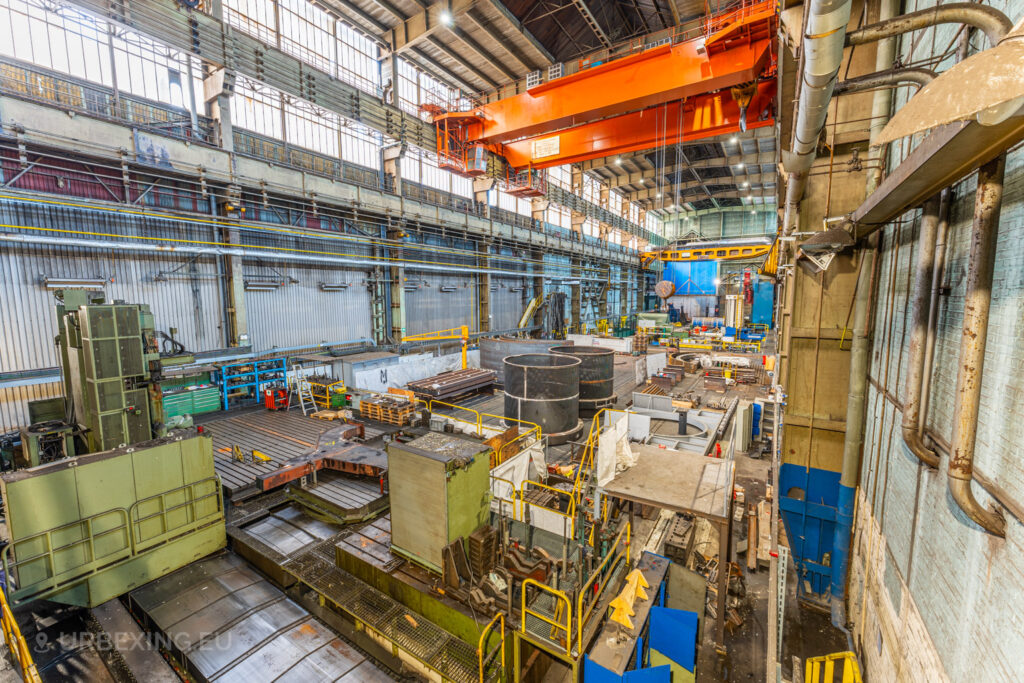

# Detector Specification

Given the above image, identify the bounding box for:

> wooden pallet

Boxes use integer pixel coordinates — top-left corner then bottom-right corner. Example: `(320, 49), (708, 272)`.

(360, 397), (414, 426)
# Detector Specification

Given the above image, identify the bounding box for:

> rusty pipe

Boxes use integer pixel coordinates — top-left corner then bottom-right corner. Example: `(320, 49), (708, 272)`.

(948, 155), (1007, 537)
(901, 194), (942, 468)
(834, 68), (936, 96)
(846, 3), (1012, 48)
(919, 189), (951, 432)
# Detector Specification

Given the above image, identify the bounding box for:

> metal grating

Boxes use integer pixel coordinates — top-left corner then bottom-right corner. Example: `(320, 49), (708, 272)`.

(287, 543), (481, 683)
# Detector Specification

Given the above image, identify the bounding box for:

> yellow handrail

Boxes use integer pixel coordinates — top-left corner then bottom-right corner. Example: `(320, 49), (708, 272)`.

(521, 578), (573, 656)
(428, 400), (481, 430)
(806, 652), (863, 683)
(0, 586), (41, 683)
(478, 613), (505, 683)
(577, 522), (631, 652)
(520, 481), (576, 536)
(489, 475), (520, 519)
(494, 426), (541, 467)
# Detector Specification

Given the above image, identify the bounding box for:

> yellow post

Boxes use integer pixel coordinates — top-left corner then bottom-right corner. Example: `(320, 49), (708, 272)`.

(461, 324), (469, 369)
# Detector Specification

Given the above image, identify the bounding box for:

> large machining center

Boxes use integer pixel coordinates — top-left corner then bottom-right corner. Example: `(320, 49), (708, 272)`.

(0, 290), (226, 608)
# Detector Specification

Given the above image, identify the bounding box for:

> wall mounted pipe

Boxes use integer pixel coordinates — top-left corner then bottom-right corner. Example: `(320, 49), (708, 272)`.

(919, 189), (951, 432)
(845, 3), (1012, 49)
(901, 194), (943, 468)
(781, 0), (853, 234)
(948, 155), (1006, 537)
(834, 68), (936, 96)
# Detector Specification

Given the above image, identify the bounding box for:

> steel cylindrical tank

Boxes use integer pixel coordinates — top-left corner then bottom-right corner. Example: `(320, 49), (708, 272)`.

(503, 353), (583, 445)
(549, 345), (616, 416)
(481, 337), (562, 384)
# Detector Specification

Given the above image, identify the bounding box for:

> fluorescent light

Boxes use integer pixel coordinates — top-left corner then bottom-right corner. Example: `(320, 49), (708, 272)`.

(42, 277), (107, 290)
(319, 282), (350, 291)
(245, 279), (284, 291)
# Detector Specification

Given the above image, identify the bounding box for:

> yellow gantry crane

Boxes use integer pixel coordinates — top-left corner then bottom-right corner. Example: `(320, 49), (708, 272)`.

(403, 325), (470, 369)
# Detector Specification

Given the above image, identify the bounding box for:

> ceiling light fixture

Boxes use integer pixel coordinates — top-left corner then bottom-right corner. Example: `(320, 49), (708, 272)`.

(729, 136), (738, 144)
(440, 9), (453, 25)
(736, 162), (745, 169)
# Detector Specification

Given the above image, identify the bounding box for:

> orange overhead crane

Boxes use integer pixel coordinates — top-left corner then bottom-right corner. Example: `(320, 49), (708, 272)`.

(426, 0), (777, 175)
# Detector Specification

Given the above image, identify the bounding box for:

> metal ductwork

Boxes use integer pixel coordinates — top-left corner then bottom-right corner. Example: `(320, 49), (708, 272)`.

(834, 68), (936, 96)
(846, 3), (1012, 49)
(781, 0), (853, 233)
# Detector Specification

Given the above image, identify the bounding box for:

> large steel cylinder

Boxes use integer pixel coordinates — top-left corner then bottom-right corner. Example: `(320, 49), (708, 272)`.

(503, 354), (583, 445)
(549, 345), (616, 416)
(481, 336), (562, 384)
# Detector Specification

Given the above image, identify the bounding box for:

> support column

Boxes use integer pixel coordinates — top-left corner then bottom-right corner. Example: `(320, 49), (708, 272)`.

(598, 262), (610, 324)
(203, 67), (236, 151)
(570, 211), (585, 238)
(531, 248), (545, 332)
(531, 197), (548, 223)
(477, 241), (491, 333)
(217, 184), (248, 347)
(383, 143), (406, 195)
(389, 222), (407, 342)
(474, 177), (495, 218)
(570, 256), (582, 334)
(620, 266), (629, 319)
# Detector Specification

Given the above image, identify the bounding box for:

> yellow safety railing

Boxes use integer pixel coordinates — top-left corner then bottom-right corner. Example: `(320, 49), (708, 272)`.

(478, 613), (505, 683)
(520, 481), (576, 537)
(0, 587), (41, 683)
(521, 578), (573, 656)
(490, 475), (520, 519)
(577, 522), (631, 652)
(427, 400), (481, 430)
(494, 427), (541, 467)
(806, 652), (863, 683)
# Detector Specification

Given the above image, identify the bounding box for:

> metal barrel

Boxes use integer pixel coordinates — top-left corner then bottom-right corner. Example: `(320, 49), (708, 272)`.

(503, 353), (583, 445)
(549, 345), (616, 416)
(481, 337), (562, 384)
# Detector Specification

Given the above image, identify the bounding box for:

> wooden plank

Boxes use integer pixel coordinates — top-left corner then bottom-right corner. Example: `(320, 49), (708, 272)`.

(746, 503), (758, 571)
(757, 499), (772, 566)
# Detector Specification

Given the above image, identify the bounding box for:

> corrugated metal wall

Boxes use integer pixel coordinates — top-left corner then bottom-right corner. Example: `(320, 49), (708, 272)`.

(0, 382), (63, 434)
(0, 242), (226, 371)
(490, 277), (527, 331)
(404, 273), (476, 335)
(244, 261), (373, 351)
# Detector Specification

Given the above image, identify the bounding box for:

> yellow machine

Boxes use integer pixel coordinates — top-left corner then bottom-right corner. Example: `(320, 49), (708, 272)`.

(403, 325), (470, 369)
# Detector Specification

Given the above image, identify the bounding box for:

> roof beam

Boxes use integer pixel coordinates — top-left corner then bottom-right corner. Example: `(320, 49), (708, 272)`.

(641, 188), (774, 208)
(486, 0), (555, 64)
(605, 153), (777, 187)
(426, 35), (501, 88)
(628, 174), (769, 201)
(446, 23), (520, 81)
(571, 0), (613, 47)
(384, 0), (474, 52)
(409, 46), (480, 94)
(465, 7), (539, 73)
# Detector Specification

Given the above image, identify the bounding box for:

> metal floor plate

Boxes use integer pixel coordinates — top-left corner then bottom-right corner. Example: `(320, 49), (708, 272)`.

(128, 552), (396, 682)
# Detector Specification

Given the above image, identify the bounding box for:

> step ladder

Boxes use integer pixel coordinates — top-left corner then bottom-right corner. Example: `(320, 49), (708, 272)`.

(289, 364), (316, 415)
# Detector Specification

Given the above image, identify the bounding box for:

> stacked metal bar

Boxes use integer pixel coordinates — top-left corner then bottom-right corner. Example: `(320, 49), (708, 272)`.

(406, 368), (496, 400)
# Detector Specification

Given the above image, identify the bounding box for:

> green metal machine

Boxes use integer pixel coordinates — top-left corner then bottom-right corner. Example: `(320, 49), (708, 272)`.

(1, 291), (226, 608)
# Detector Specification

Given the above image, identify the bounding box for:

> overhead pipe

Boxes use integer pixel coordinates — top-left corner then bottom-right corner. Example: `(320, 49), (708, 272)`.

(781, 0), (853, 234)
(901, 194), (943, 467)
(834, 68), (936, 96)
(846, 4), (1012, 48)
(783, 2), (1012, 233)
(948, 155), (1007, 537)
(829, 0), (897, 630)
(918, 190), (951, 432)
